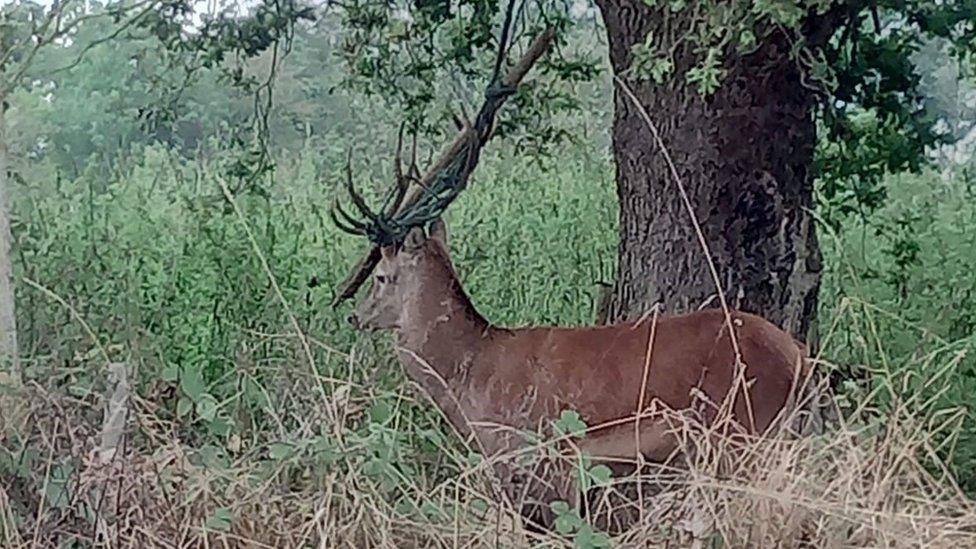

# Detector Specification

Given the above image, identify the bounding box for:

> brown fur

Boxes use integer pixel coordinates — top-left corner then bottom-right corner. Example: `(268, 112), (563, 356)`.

(350, 227), (809, 530)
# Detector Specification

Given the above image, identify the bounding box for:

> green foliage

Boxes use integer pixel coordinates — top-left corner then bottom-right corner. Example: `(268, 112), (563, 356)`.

(575, 452), (613, 492)
(326, 0), (601, 153)
(819, 167), (976, 490)
(7, 0), (976, 254)
(554, 409), (588, 437)
(320, 0), (976, 234)
(12, 123), (976, 494)
(11, 131), (615, 440)
(550, 500), (611, 547)
(205, 507), (234, 532)
(621, 0), (976, 226)
(4, 0), (976, 532)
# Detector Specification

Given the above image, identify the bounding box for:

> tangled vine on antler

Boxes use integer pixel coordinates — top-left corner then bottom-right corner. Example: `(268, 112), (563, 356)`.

(330, 124), (420, 243)
(330, 26), (556, 305)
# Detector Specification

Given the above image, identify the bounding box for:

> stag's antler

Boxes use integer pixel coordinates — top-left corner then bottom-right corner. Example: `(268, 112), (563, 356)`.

(384, 123), (416, 216)
(332, 128), (416, 241)
(331, 26), (556, 305)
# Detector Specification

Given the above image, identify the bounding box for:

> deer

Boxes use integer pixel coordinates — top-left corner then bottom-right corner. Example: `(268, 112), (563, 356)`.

(329, 28), (810, 533)
(341, 216), (809, 528)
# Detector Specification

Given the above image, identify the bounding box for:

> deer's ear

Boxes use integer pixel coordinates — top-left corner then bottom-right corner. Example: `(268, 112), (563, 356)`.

(404, 227), (427, 251)
(429, 218), (448, 248)
(380, 245), (396, 261)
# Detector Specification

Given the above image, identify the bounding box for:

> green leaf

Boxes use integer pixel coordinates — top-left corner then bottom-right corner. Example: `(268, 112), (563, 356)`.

(470, 498), (488, 513)
(369, 401), (392, 424)
(649, 57), (674, 84)
(588, 464), (613, 487)
(574, 524), (610, 548)
(554, 410), (587, 437)
(161, 364), (179, 383)
(555, 513), (580, 535)
(180, 368), (206, 402)
(205, 507), (233, 532)
(208, 416), (233, 437)
(176, 396), (193, 418)
(311, 435), (338, 465)
(196, 393), (218, 422)
(44, 462), (74, 510)
(549, 500), (570, 515)
(420, 501), (443, 519)
(67, 384), (92, 398)
(686, 49), (724, 96)
(269, 442), (295, 461)
(243, 377), (269, 408)
(394, 499), (415, 516)
(197, 444), (230, 469)
(739, 29), (756, 49)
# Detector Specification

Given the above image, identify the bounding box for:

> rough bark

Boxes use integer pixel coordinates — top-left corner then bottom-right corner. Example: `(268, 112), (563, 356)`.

(0, 94), (20, 382)
(594, 0), (823, 343)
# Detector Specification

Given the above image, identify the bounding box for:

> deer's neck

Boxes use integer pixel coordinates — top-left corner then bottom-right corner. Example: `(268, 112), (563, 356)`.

(391, 250), (489, 441)
(395, 285), (487, 442)
(395, 275), (488, 383)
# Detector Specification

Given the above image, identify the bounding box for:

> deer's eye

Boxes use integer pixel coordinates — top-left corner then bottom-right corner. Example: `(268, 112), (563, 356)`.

(376, 275), (390, 284)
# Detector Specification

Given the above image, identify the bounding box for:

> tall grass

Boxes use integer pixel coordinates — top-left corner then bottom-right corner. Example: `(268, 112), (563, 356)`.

(2, 322), (974, 547)
(2, 139), (975, 545)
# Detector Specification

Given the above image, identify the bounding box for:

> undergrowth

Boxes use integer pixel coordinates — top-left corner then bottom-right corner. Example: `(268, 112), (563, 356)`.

(1, 142), (975, 545)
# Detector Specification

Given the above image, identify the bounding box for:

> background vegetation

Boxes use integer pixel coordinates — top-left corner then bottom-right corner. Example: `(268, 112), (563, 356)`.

(2, 3), (976, 546)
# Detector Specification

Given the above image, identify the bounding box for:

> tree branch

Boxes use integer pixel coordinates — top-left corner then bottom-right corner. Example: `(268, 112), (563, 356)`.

(331, 27), (556, 305)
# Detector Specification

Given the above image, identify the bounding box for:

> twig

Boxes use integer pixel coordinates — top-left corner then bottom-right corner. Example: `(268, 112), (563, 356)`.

(22, 277), (112, 367)
(612, 76), (756, 431)
(216, 176), (344, 448)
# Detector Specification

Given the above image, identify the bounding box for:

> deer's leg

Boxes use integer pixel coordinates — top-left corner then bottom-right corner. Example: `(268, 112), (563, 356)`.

(495, 456), (577, 533)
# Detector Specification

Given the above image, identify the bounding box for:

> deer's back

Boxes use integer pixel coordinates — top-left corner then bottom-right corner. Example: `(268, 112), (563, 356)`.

(468, 308), (805, 437)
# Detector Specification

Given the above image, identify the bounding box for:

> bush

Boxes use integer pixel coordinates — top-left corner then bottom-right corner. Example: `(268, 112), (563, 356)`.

(4, 141), (975, 545)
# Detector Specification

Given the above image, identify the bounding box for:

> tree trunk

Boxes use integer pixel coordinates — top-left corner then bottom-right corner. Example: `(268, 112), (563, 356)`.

(594, 0), (822, 343)
(0, 93), (21, 383)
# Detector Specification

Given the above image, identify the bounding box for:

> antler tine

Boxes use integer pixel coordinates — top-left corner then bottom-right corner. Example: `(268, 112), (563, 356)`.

(408, 131), (421, 181)
(343, 148), (382, 223)
(330, 198), (369, 236)
(449, 101), (473, 133)
(383, 122), (410, 217)
(392, 147), (472, 229)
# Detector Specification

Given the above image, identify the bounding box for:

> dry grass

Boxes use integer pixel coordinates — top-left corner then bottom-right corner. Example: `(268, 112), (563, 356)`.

(2, 350), (975, 549)
(605, 384), (976, 548)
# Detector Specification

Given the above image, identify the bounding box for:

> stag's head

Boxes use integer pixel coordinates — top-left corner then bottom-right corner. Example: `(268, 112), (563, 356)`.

(332, 126), (463, 332)
(347, 220), (449, 331)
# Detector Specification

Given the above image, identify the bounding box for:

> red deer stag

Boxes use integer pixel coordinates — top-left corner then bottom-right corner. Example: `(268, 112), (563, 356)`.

(341, 217), (808, 529)
(330, 28), (809, 532)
